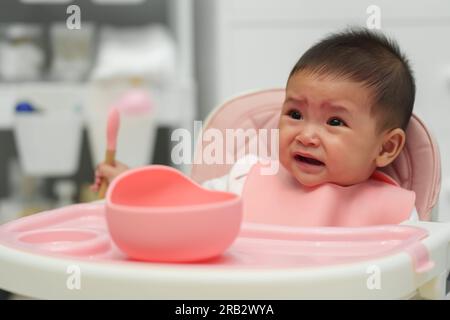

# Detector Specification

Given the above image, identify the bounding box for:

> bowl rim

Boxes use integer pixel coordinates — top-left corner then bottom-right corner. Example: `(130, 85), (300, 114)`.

(106, 165), (243, 214)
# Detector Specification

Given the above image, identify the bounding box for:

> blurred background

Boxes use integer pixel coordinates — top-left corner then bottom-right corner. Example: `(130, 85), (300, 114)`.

(0, 0), (449, 227)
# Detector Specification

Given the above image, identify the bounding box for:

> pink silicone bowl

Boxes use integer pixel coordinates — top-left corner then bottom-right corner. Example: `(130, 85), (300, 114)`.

(105, 165), (243, 262)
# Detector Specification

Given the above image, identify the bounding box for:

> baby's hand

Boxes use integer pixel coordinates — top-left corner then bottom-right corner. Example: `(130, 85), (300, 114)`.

(90, 161), (129, 193)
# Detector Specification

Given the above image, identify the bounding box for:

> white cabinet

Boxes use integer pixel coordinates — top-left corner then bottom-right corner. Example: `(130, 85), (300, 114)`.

(0, 0), (197, 179)
(0, 0), (196, 130)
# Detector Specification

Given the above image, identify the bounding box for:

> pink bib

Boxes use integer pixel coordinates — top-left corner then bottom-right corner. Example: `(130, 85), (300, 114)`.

(242, 161), (416, 227)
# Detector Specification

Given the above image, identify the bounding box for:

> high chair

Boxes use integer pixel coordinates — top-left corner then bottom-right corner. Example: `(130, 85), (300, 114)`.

(192, 88), (441, 222)
(0, 89), (449, 299)
(191, 89), (449, 299)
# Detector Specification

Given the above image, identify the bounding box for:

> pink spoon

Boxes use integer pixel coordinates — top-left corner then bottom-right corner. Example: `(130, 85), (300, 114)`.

(116, 88), (153, 115)
(97, 87), (153, 199)
(98, 107), (120, 199)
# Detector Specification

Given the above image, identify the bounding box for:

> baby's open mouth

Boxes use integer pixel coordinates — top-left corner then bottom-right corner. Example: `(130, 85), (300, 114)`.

(294, 154), (325, 166)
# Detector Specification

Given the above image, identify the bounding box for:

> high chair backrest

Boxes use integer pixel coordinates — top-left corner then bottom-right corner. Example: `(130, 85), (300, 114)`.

(190, 89), (441, 221)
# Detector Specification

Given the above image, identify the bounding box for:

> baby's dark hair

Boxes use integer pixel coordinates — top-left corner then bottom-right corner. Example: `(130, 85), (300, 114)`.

(289, 27), (415, 132)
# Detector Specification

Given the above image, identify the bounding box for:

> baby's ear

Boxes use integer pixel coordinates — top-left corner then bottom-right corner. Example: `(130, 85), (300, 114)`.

(375, 128), (406, 168)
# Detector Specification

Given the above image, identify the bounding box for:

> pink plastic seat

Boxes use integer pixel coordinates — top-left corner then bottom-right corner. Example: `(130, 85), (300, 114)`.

(190, 89), (441, 221)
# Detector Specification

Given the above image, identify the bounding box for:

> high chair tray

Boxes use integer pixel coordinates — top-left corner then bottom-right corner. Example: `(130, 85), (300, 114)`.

(1, 203), (450, 299)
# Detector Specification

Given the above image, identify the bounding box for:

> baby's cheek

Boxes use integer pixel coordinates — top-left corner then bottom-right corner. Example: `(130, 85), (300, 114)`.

(327, 148), (355, 173)
(278, 139), (291, 157)
(278, 133), (291, 149)
(279, 151), (290, 170)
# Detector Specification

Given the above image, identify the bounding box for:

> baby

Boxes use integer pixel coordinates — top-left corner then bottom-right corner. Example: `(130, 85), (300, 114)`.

(92, 28), (418, 225)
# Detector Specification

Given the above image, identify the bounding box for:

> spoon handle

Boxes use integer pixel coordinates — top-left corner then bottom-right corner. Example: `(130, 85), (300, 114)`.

(98, 149), (116, 199)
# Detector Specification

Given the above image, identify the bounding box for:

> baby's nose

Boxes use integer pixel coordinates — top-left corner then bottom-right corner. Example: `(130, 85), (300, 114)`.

(295, 128), (320, 147)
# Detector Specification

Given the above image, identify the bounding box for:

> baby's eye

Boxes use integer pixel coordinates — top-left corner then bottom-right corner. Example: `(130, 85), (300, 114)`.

(288, 110), (302, 120)
(327, 117), (347, 127)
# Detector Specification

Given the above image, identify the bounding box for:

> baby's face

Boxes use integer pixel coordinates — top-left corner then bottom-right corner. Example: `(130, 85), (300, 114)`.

(278, 71), (385, 187)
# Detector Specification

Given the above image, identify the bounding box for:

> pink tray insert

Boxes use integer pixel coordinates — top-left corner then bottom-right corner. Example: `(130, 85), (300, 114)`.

(0, 203), (433, 272)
